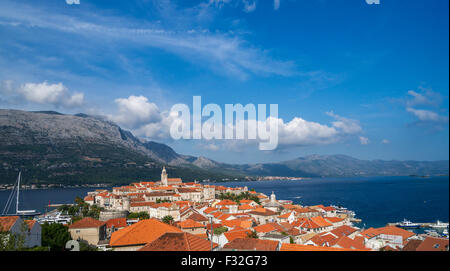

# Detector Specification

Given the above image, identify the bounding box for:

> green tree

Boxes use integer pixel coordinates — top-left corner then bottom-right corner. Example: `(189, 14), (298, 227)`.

(247, 230), (258, 239)
(213, 226), (228, 235)
(162, 215), (174, 224)
(41, 222), (71, 251)
(127, 212), (149, 220)
(289, 236), (294, 244)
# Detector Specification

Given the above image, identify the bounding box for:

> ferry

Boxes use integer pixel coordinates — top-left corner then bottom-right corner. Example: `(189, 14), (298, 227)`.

(430, 220), (449, 229)
(396, 219), (421, 229)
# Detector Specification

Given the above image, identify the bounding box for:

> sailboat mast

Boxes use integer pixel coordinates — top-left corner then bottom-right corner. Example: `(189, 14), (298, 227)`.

(16, 171), (21, 214)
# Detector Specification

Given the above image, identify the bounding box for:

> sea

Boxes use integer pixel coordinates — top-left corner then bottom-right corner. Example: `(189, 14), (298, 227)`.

(0, 176), (448, 229)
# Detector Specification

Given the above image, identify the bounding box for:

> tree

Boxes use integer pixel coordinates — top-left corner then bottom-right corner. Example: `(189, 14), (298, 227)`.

(162, 215), (174, 225)
(0, 222), (27, 251)
(41, 222), (71, 251)
(247, 230), (258, 239)
(127, 212), (149, 220)
(289, 236), (294, 244)
(213, 226), (228, 235)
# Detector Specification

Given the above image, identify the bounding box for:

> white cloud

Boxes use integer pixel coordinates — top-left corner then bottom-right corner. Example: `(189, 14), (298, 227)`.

(274, 0), (280, 10)
(406, 107), (449, 123)
(276, 117), (339, 146)
(359, 136), (370, 145)
(1, 80), (84, 107)
(406, 87), (442, 107)
(110, 95), (162, 129)
(326, 111), (362, 134)
(382, 139), (390, 144)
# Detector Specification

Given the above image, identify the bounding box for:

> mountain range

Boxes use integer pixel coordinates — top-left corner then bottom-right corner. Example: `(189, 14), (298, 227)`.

(0, 109), (448, 185)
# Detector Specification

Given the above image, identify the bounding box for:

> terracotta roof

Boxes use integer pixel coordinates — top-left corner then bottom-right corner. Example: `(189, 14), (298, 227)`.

(203, 207), (218, 214)
(216, 200), (238, 206)
(310, 216), (333, 227)
(178, 219), (205, 229)
(110, 219), (182, 247)
(25, 220), (37, 230)
(187, 213), (208, 222)
(324, 217), (345, 223)
(138, 232), (218, 251)
(69, 217), (106, 229)
(330, 225), (358, 237)
(280, 243), (366, 251)
(130, 202), (156, 207)
(222, 219), (253, 229)
(310, 233), (337, 246)
(416, 237), (449, 251)
(330, 236), (368, 250)
(177, 188), (200, 193)
(106, 218), (127, 229)
(224, 229), (252, 242)
(361, 226), (415, 241)
(253, 223), (277, 233)
(402, 239), (423, 251)
(84, 196), (94, 201)
(248, 208), (278, 216)
(278, 212), (293, 219)
(296, 218), (321, 229)
(223, 238), (279, 251)
(238, 204), (255, 210)
(0, 216), (19, 231)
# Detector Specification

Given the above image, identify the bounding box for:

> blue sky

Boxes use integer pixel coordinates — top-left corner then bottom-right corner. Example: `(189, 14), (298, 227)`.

(0, 0), (448, 164)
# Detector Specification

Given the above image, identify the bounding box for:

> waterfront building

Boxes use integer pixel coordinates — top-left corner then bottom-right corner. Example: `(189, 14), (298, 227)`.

(68, 217), (107, 246)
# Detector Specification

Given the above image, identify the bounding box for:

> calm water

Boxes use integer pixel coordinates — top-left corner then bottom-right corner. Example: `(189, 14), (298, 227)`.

(0, 176), (448, 228)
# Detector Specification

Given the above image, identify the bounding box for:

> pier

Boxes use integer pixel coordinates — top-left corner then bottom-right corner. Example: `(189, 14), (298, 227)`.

(47, 203), (75, 207)
(387, 222), (449, 228)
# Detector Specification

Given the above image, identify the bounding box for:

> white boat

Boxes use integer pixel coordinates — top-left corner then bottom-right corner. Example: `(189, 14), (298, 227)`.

(36, 211), (72, 224)
(430, 220), (449, 229)
(396, 219), (420, 229)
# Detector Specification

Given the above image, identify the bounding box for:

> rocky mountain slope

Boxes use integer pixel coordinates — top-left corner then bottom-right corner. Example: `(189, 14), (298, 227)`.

(0, 109), (240, 184)
(0, 109), (447, 184)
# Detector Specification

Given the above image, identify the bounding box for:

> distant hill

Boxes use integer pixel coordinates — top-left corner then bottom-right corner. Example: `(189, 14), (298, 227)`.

(0, 109), (241, 185)
(0, 109), (448, 184)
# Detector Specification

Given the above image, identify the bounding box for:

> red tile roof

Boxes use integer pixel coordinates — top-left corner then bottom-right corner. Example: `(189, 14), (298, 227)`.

(416, 237), (449, 251)
(223, 238), (279, 251)
(110, 219), (182, 247)
(330, 225), (358, 237)
(138, 232), (218, 251)
(224, 229), (252, 242)
(0, 216), (19, 231)
(280, 243), (366, 251)
(106, 218), (127, 229)
(187, 213), (208, 222)
(178, 219), (205, 229)
(69, 217), (106, 229)
(361, 226), (415, 241)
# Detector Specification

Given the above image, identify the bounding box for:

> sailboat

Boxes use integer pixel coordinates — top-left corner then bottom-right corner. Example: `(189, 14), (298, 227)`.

(1, 172), (41, 217)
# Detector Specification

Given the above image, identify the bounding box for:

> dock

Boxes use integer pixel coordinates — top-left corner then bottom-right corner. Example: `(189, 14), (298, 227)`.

(47, 203), (75, 207)
(387, 222), (449, 228)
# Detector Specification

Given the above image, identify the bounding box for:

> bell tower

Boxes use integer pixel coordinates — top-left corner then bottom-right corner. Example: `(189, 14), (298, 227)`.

(161, 166), (168, 186)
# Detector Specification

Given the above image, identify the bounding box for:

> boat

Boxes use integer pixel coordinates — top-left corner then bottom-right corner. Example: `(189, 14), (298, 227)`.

(1, 172), (41, 217)
(35, 211), (71, 225)
(424, 229), (440, 237)
(396, 219), (421, 229)
(430, 220), (449, 229)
